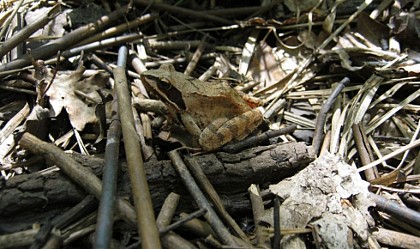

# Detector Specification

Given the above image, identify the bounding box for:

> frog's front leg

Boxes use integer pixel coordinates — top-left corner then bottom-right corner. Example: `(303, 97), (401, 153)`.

(199, 109), (263, 151)
(179, 111), (203, 147)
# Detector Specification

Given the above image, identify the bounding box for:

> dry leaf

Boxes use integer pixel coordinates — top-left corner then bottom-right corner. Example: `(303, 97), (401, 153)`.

(46, 64), (110, 131)
(356, 12), (389, 48)
(25, 7), (67, 38)
(247, 41), (286, 87)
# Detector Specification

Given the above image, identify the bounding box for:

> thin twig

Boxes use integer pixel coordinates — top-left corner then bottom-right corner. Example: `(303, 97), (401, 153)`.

(76, 13), (158, 46)
(222, 124), (297, 153)
(94, 98), (121, 249)
(358, 138), (420, 173)
(0, 4), (61, 58)
(0, 5), (129, 72)
(30, 195), (96, 249)
(273, 196), (281, 249)
(168, 150), (238, 247)
(266, 0), (373, 111)
(133, 0), (233, 25)
(0, 102), (30, 146)
(312, 77), (350, 155)
(160, 209), (207, 236)
(352, 123), (378, 181)
(184, 35), (207, 76)
(18, 132), (137, 224)
(113, 46), (162, 249)
(249, 184), (270, 248)
(156, 193), (198, 249)
(370, 193), (420, 229)
(0, 0), (24, 40)
(185, 156), (251, 243)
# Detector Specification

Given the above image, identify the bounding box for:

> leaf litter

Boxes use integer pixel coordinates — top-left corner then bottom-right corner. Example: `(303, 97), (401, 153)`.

(1, 0), (420, 248)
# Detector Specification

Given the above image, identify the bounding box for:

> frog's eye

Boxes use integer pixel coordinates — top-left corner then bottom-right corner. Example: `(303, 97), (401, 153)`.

(157, 77), (186, 110)
(159, 77), (172, 90)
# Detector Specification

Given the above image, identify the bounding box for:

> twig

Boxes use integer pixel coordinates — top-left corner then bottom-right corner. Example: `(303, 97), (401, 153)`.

(156, 193), (198, 249)
(129, 53), (148, 74)
(94, 98), (121, 249)
(160, 209), (207, 236)
(273, 196), (281, 249)
(222, 124), (297, 153)
(370, 0), (394, 19)
(88, 54), (113, 74)
(263, 99), (286, 120)
(18, 132), (137, 224)
(113, 46), (161, 249)
(61, 33), (143, 58)
(184, 35), (207, 76)
(184, 156), (251, 243)
(370, 193), (420, 229)
(202, 6), (261, 17)
(179, 212), (217, 238)
(133, 0), (233, 25)
(370, 184), (420, 194)
(266, 0), (373, 111)
(30, 195), (97, 249)
(352, 123), (378, 181)
(249, 184), (270, 248)
(0, 0), (24, 40)
(312, 77), (350, 155)
(76, 13), (158, 47)
(372, 227), (420, 248)
(320, 130), (331, 155)
(0, 5), (129, 72)
(0, 4), (61, 58)
(358, 138), (420, 173)
(157, 193), (180, 229)
(147, 40), (202, 50)
(168, 150), (238, 247)
(0, 228), (39, 249)
(0, 85), (37, 95)
(133, 106), (155, 160)
(0, 102), (30, 146)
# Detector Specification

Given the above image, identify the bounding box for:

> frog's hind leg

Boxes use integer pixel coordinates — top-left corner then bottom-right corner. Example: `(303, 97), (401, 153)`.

(199, 117), (229, 151)
(199, 109), (263, 151)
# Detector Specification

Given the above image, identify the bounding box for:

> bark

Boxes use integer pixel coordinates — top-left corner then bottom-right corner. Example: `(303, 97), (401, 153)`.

(0, 142), (314, 232)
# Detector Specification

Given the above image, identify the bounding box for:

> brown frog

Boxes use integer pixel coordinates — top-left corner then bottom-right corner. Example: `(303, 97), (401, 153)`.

(141, 64), (263, 151)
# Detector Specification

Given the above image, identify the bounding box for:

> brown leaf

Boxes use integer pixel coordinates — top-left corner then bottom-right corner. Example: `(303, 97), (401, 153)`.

(247, 41), (287, 88)
(356, 12), (390, 48)
(46, 65), (110, 131)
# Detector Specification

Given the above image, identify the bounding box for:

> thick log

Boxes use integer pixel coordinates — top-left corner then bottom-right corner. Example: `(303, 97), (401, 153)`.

(0, 142), (314, 232)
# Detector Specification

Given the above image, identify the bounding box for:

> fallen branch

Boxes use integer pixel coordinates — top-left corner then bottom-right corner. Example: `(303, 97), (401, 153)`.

(0, 142), (314, 232)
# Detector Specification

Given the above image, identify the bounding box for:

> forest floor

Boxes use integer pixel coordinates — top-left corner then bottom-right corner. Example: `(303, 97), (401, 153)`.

(1, 0), (420, 248)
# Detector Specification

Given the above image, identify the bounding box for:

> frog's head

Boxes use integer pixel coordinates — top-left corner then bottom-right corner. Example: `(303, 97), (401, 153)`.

(141, 64), (186, 110)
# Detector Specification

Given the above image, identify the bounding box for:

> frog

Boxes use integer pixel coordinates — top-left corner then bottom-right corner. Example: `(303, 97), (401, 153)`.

(140, 64), (263, 151)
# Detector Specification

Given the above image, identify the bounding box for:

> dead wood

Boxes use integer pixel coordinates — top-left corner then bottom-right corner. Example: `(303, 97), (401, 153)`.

(3, 0), (419, 247)
(0, 142), (314, 232)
